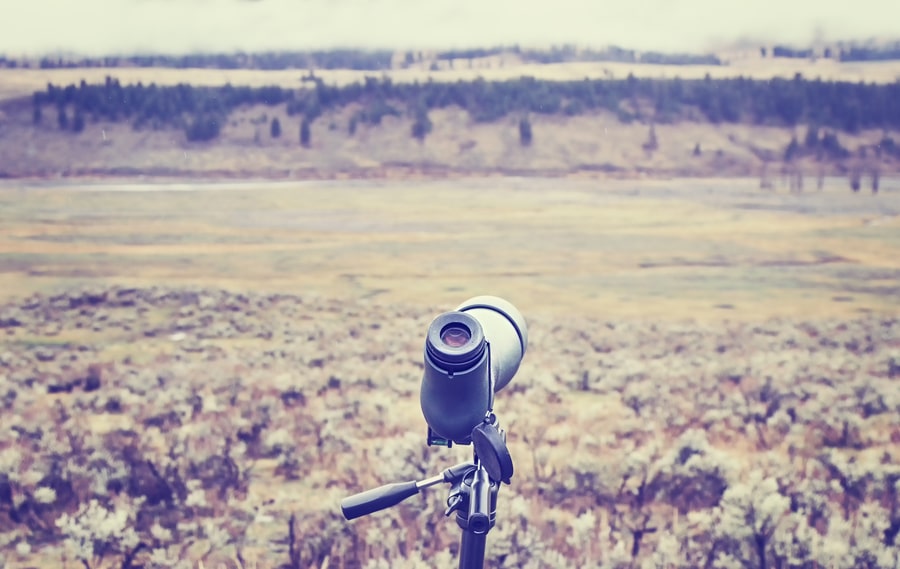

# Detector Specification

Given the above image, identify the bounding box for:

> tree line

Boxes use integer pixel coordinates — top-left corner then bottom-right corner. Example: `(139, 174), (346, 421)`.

(433, 44), (723, 66)
(6, 42), (900, 73)
(839, 43), (900, 62)
(764, 42), (900, 62)
(32, 74), (900, 146)
(1, 45), (726, 72)
(519, 45), (722, 66)
(4, 50), (394, 71)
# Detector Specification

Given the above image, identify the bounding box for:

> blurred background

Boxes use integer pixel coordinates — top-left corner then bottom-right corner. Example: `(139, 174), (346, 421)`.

(0, 1), (898, 568)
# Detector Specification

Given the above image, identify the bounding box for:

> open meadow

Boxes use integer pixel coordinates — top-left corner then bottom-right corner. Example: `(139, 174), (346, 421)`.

(0, 177), (899, 568)
(1, 176), (899, 321)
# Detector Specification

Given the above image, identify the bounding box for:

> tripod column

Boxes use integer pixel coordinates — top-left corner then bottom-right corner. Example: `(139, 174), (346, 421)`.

(458, 530), (487, 569)
(455, 465), (495, 569)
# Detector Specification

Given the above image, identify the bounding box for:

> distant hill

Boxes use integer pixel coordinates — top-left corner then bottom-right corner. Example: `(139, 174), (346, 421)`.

(0, 45), (724, 72)
(0, 74), (897, 182)
(4, 41), (900, 74)
(1, 52), (899, 182)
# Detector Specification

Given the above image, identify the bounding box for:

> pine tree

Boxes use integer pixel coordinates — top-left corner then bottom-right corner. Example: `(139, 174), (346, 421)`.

(72, 111), (85, 133)
(850, 168), (862, 192)
(57, 106), (68, 130)
(642, 124), (659, 153)
(784, 136), (801, 161)
(804, 125), (820, 149)
(519, 116), (532, 146)
(411, 106), (432, 142)
(300, 118), (311, 147)
(185, 114), (221, 142)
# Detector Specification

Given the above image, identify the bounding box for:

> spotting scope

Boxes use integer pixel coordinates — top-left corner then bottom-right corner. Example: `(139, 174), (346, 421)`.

(421, 296), (528, 446)
(341, 296), (528, 569)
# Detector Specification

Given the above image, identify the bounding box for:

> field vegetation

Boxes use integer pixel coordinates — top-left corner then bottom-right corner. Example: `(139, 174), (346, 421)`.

(0, 178), (897, 568)
(0, 284), (897, 568)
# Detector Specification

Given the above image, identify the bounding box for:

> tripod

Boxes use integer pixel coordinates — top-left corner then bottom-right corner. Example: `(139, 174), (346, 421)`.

(341, 417), (513, 569)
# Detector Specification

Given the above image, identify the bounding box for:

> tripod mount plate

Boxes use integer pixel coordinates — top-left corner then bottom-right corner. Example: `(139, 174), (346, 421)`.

(471, 422), (513, 484)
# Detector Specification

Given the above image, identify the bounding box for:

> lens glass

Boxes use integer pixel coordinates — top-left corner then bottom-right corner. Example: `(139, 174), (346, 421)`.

(441, 325), (471, 348)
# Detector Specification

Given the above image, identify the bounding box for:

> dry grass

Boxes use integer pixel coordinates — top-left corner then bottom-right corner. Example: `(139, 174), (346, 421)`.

(0, 177), (898, 322)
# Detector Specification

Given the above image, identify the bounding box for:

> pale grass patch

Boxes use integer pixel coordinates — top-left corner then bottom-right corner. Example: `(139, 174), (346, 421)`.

(1, 179), (898, 322)
(84, 413), (136, 436)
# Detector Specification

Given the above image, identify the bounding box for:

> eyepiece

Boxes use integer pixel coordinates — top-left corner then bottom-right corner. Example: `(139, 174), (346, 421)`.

(425, 312), (485, 370)
(441, 325), (471, 348)
(422, 312), (490, 444)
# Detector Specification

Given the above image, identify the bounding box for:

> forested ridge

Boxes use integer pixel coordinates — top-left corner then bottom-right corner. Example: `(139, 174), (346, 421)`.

(765, 43), (900, 62)
(0, 45), (724, 71)
(4, 40), (900, 71)
(0, 50), (396, 71)
(30, 75), (900, 149)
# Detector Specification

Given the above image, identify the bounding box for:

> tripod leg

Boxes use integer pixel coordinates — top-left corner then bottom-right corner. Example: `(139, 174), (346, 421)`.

(458, 530), (487, 569)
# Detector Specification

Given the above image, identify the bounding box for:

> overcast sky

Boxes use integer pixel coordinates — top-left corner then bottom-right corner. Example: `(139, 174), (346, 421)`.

(3, 0), (897, 56)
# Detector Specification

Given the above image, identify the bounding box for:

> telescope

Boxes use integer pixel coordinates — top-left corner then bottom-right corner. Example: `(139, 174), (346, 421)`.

(422, 296), (528, 446)
(341, 296), (528, 569)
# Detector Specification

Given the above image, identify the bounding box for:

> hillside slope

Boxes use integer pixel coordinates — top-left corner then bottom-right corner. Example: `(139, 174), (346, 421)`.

(0, 100), (894, 181)
(2, 60), (899, 181)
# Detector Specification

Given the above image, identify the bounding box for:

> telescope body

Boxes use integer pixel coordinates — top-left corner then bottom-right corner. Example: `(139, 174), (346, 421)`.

(421, 296), (527, 445)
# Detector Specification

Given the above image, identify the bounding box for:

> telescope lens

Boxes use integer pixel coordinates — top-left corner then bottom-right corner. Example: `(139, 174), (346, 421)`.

(441, 325), (471, 347)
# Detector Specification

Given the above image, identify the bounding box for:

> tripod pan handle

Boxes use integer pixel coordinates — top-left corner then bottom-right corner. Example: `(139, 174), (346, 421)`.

(341, 481), (420, 520)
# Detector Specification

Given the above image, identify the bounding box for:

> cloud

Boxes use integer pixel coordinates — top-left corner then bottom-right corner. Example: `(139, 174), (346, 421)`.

(2, 0), (898, 56)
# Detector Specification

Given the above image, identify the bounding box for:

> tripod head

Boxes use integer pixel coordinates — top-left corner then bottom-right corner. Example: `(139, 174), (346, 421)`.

(340, 297), (528, 569)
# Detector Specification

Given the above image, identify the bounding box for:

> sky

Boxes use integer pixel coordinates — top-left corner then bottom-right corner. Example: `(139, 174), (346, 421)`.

(2, 0), (898, 57)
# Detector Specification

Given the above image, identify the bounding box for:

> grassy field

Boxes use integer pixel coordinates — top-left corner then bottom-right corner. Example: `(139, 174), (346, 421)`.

(0, 177), (897, 568)
(1, 177), (898, 322)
